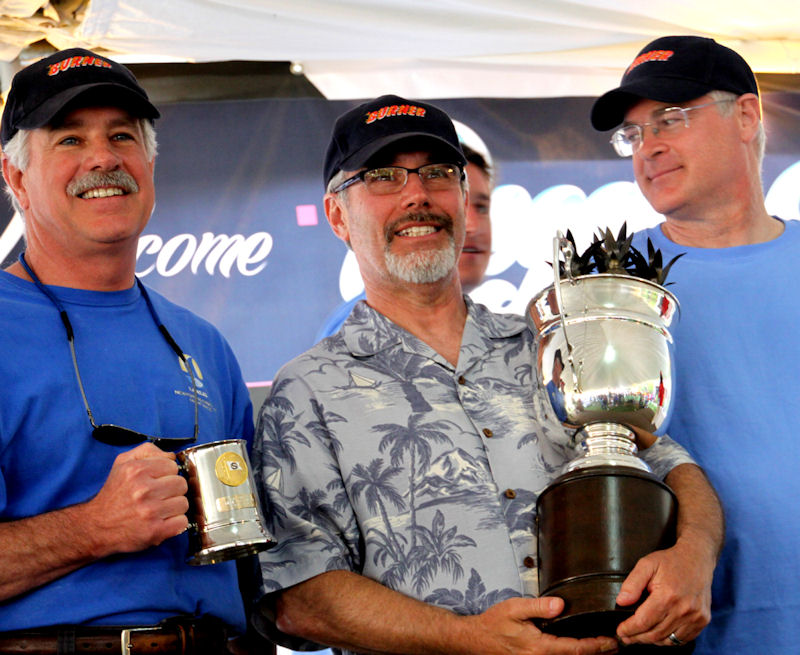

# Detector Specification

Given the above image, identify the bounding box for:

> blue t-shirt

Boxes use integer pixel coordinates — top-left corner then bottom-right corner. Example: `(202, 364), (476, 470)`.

(0, 271), (254, 631)
(633, 220), (800, 654)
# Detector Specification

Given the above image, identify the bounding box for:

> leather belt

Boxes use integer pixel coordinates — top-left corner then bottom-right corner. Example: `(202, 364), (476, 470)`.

(0, 617), (229, 655)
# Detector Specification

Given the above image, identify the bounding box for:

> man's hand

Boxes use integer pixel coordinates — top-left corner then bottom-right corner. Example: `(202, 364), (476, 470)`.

(615, 541), (712, 646)
(0, 442), (190, 601)
(614, 463), (722, 648)
(83, 442), (189, 556)
(465, 596), (619, 655)
(274, 571), (619, 655)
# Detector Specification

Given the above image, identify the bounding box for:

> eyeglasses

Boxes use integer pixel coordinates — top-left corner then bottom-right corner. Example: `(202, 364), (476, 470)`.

(19, 252), (199, 450)
(331, 163), (464, 195)
(610, 99), (735, 157)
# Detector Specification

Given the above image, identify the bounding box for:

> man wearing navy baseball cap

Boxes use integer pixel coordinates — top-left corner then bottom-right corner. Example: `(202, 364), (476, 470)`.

(250, 93), (722, 655)
(592, 36), (795, 654)
(590, 36), (758, 132)
(0, 49), (257, 654)
(323, 94), (467, 188)
(1, 48), (160, 147)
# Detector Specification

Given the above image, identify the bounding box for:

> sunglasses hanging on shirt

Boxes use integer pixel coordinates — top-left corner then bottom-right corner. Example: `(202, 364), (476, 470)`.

(18, 252), (198, 450)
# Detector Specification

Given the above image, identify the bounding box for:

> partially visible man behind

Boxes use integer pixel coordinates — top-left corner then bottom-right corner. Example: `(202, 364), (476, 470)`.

(0, 49), (255, 654)
(253, 94), (724, 655)
(313, 123), (495, 341)
(591, 35), (797, 653)
(456, 135), (493, 294)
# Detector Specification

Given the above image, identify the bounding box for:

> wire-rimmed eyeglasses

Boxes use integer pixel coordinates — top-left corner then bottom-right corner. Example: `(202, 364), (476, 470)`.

(610, 99), (735, 157)
(331, 163), (464, 195)
(19, 252), (198, 450)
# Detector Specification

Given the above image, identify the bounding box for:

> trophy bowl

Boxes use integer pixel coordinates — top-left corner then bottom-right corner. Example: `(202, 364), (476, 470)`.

(529, 273), (679, 445)
(526, 234), (681, 638)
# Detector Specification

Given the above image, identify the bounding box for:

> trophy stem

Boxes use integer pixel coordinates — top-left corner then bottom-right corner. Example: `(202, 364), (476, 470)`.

(566, 422), (652, 474)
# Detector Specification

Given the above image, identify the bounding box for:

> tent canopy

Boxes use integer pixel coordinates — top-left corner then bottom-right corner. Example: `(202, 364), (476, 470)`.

(2, 0), (800, 99)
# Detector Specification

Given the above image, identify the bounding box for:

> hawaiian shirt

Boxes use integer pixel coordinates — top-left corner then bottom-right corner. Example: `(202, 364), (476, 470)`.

(254, 298), (694, 614)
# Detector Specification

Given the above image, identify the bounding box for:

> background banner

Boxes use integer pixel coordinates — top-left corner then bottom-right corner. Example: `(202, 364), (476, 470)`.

(2, 94), (799, 386)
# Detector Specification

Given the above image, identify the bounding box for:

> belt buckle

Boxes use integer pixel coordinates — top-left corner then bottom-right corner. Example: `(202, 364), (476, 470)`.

(120, 626), (158, 655)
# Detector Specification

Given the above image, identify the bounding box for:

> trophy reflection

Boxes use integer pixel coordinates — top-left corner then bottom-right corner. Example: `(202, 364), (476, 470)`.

(527, 228), (682, 638)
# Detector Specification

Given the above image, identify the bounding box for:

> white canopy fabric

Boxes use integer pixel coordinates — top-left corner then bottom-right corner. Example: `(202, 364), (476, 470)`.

(2, 0), (800, 99)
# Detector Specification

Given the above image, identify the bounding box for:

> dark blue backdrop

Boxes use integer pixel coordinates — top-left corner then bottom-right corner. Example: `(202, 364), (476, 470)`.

(2, 94), (799, 384)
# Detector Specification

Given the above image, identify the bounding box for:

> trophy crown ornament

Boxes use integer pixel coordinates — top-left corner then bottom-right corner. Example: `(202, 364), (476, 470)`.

(556, 224), (683, 285)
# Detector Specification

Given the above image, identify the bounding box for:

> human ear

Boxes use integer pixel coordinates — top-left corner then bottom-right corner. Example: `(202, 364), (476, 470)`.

(324, 193), (351, 245)
(736, 93), (762, 140)
(2, 157), (29, 212)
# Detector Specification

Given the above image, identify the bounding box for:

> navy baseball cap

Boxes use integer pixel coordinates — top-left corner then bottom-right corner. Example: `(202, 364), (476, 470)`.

(323, 94), (467, 187)
(591, 36), (759, 131)
(1, 47), (159, 147)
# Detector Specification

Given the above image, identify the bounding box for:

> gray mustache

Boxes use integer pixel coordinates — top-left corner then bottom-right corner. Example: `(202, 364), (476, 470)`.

(67, 170), (139, 197)
(385, 212), (453, 243)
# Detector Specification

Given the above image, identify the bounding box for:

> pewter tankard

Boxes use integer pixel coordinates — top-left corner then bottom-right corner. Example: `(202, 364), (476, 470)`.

(178, 439), (275, 565)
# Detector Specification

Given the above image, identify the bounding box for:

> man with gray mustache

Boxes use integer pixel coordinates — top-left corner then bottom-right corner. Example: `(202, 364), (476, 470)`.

(0, 49), (255, 654)
(252, 95), (723, 654)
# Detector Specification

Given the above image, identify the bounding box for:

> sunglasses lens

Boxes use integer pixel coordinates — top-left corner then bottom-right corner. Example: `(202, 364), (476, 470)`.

(92, 424), (148, 446)
(92, 424), (198, 450)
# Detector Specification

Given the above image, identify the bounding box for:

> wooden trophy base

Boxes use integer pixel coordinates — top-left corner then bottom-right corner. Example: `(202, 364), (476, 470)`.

(537, 575), (632, 638)
(536, 465), (678, 640)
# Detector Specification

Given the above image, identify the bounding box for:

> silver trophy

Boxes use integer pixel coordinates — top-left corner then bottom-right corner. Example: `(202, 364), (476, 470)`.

(526, 230), (681, 638)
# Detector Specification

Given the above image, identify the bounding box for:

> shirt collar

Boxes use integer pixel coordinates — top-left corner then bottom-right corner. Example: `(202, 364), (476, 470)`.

(341, 296), (526, 360)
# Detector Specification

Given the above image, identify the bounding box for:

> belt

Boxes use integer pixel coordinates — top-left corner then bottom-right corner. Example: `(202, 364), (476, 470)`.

(0, 617), (229, 655)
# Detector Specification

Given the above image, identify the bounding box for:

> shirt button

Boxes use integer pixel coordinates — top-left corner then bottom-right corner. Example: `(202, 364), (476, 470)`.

(504, 489), (516, 499)
(483, 428), (493, 438)
(457, 375), (466, 385)
(523, 556), (536, 568)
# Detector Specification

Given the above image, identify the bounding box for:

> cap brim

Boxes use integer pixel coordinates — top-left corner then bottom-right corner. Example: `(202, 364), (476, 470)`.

(16, 82), (160, 130)
(340, 132), (467, 172)
(591, 78), (712, 131)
